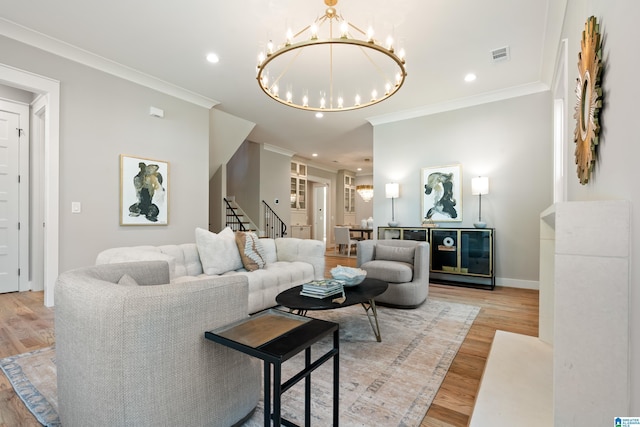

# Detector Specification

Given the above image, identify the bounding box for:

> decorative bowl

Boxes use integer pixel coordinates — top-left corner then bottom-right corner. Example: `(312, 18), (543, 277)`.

(330, 266), (367, 287)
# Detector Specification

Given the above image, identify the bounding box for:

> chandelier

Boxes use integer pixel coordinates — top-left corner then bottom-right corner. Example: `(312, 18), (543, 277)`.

(356, 185), (374, 202)
(256, 0), (407, 112)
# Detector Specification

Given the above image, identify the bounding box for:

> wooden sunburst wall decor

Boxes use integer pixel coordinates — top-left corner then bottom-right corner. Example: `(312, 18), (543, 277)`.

(573, 16), (603, 185)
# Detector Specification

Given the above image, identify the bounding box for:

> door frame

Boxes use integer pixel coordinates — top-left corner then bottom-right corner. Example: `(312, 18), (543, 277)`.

(313, 183), (327, 243)
(307, 174), (331, 245)
(0, 63), (60, 307)
(552, 39), (569, 203)
(30, 96), (47, 292)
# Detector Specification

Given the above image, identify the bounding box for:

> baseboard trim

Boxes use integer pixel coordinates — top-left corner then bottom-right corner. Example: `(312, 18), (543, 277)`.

(496, 277), (539, 290)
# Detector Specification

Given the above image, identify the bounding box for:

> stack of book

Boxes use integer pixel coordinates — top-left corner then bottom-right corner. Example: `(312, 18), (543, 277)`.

(300, 279), (345, 299)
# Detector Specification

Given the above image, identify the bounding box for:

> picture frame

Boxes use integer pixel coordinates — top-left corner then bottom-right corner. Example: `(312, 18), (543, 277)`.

(421, 164), (462, 222)
(120, 155), (169, 225)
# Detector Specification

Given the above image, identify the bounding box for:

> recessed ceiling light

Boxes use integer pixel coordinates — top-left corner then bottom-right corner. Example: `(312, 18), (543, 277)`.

(464, 73), (477, 82)
(315, 112), (324, 118)
(312, 153), (318, 157)
(357, 167), (362, 171)
(206, 53), (220, 63)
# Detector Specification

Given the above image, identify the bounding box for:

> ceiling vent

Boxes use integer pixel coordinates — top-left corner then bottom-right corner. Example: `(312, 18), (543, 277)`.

(491, 46), (510, 62)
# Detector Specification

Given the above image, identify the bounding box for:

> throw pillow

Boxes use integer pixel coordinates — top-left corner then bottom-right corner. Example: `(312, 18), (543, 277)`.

(195, 227), (243, 275)
(235, 231), (266, 271)
(375, 245), (415, 263)
(118, 273), (139, 286)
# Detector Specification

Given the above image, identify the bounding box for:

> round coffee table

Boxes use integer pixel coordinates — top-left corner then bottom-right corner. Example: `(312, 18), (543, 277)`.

(276, 277), (388, 342)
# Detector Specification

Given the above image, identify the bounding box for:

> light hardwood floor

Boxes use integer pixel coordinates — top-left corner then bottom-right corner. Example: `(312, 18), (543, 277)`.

(325, 254), (539, 427)
(0, 253), (538, 427)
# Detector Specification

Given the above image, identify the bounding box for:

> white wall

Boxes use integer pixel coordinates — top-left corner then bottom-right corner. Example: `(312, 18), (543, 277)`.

(373, 91), (553, 286)
(208, 109), (255, 231)
(260, 145), (292, 228)
(561, 0), (639, 414)
(0, 36), (210, 273)
(227, 140), (261, 221)
(0, 83), (35, 103)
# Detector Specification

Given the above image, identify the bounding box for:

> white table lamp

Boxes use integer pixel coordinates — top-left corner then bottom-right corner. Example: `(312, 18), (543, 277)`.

(385, 183), (400, 227)
(471, 176), (489, 228)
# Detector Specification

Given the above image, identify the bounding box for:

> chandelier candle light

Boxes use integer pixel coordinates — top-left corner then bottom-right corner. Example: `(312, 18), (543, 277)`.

(385, 182), (399, 227)
(356, 185), (374, 202)
(471, 176), (489, 228)
(256, 0), (407, 112)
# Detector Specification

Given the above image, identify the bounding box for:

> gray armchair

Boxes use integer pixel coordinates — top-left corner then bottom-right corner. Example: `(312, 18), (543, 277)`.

(55, 261), (260, 427)
(357, 239), (430, 308)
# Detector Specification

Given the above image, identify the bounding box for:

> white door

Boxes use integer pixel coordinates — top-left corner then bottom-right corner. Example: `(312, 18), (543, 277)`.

(313, 184), (326, 243)
(0, 110), (20, 293)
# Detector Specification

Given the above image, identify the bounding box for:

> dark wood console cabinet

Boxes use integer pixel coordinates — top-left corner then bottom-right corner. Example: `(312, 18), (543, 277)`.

(429, 228), (495, 289)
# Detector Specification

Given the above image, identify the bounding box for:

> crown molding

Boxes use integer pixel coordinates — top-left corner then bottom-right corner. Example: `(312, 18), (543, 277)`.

(367, 81), (550, 126)
(307, 161), (339, 174)
(262, 143), (295, 157)
(0, 18), (219, 109)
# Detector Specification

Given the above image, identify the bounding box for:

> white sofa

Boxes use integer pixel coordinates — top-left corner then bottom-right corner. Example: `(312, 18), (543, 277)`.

(55, 260), (261, 427)
(96, 231), (326, 314)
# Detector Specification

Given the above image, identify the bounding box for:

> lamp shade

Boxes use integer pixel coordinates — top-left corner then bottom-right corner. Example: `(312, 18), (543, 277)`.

(471, 176), (489, 196)
(385, 182), (399, 199)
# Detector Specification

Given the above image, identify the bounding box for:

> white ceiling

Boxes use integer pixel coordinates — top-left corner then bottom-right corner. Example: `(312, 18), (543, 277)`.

(0, 0), (560, 174)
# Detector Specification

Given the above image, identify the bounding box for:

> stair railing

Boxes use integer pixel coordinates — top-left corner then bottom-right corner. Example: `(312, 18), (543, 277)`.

(224, 197), (247, 232)
(262, 200), (287, 238)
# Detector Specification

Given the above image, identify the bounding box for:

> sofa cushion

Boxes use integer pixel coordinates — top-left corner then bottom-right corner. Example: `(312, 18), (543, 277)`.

(375, 245), (415, 264)
(118, 273), (139, 286)
(361, 260), (414, 283)
(96, 248), (177, 280)
(260, 239), (278, 264)
(223, 260), (315, 313)
(157, 243), (203, 277)
(196, 227), (243, 275)
(235, 231), (266, 271)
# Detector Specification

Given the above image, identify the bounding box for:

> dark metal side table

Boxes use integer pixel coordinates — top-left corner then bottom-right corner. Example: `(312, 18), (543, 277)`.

(205, 309), (339, 426)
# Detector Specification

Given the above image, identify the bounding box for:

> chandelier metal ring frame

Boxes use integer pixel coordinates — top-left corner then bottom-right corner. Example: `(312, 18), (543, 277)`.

(256, 0), (407, 112)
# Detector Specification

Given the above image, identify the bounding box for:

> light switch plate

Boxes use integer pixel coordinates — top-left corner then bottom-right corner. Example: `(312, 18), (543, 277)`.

(71, 202), (81, 213)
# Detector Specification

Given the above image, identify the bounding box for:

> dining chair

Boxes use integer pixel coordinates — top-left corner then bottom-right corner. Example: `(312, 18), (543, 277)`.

(334, 226), (358, 257)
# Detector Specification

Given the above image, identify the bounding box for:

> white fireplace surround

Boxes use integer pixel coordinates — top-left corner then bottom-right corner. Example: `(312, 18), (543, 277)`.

(540, 200), (630, 425)
(471, 200), (630, 426)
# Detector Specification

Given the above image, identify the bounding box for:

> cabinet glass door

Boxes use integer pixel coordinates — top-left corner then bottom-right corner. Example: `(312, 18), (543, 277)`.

(348, 188), (355, 213)
(290, 177), (297, 208)
(460, 230), (492, 276)
(430, 229), (459, 272)
(402, 229), (427, 241)
(298, 178), (306, 209)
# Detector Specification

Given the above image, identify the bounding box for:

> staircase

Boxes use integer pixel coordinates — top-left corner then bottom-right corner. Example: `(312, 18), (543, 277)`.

(262, 200), (287, 238)
(224, 197), (287, 238)
(224, 197), (257, 233)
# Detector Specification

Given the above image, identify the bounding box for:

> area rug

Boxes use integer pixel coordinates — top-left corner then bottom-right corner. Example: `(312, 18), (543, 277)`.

(0, 346), (59, 427)
(0, 298), (479, 427)
(242, 300), (479, 426)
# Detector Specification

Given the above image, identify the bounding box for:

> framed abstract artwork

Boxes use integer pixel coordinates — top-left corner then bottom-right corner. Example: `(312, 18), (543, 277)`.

(421, 164), (462, 222)
(120, 155), (169, 225)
